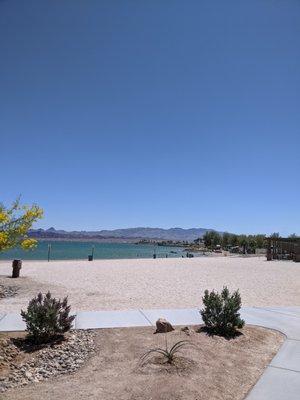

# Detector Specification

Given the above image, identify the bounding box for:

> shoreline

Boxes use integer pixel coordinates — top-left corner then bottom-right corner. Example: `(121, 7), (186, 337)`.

(0, 253), (262, 263)
(0, 253), (237, 263)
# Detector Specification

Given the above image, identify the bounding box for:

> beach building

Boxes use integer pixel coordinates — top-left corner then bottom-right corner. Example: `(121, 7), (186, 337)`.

(266, 237), (300, 262)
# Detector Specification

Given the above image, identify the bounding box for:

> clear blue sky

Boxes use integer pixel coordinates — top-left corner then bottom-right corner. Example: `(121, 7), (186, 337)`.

(1, 1), (299, 235)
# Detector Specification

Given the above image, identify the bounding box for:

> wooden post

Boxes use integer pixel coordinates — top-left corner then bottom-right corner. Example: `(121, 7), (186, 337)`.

(266, 249), (272, 261)
(88, 246), (95, 261)
(47, 244), (51, 262)
(266, 239), (272, 261)
(12, 259), (22, 278)
(153, 244), (157, 259)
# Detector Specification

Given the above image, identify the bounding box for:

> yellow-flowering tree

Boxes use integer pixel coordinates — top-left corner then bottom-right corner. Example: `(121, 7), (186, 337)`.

(0, 198), (43, 252)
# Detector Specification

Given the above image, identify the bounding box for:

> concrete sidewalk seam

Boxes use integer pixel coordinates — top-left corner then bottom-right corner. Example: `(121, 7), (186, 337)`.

(269, 365), (300, 374)
(138, 310), (154, 326)
(0, 313), (6, 323)
(255, 307), (300, 319)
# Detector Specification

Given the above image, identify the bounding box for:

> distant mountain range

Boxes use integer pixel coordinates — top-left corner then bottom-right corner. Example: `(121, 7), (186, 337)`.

(29, 227), (217, 242)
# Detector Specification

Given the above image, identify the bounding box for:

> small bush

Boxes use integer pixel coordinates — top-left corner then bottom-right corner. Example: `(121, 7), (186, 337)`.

(200, 286), (245, 337)
(21, 291), (75, 344)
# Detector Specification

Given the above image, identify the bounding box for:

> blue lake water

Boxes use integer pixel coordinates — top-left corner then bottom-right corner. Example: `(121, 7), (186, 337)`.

(0, 241), (187, 261)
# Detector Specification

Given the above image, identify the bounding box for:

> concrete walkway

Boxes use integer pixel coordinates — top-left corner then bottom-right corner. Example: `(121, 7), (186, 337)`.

(0, 306), (299, 399)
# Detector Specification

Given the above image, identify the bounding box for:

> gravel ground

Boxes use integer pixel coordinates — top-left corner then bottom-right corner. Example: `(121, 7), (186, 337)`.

(0, 284), (19, 299)
(0, 330), (95, 393)
(0, 256), (299, 313)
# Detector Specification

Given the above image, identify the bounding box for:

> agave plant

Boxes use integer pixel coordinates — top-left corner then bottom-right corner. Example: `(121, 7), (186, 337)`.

(140, 336), (192, 365)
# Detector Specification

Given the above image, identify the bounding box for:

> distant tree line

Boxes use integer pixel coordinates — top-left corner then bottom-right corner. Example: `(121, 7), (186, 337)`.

(195, 231), (299, 254)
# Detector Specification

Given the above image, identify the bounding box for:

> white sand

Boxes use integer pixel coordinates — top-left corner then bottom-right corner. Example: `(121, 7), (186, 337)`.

(0, 256), (299, 313)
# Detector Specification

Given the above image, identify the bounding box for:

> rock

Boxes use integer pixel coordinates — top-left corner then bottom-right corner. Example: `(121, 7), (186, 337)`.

(24, 371), (33, 379)
(155, 318), (174, 333)
(0, 284), (19, 298)
(181, 326), (193, 336)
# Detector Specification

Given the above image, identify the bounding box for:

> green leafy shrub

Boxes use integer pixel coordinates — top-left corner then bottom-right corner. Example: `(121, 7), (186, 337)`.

(200, 286), (245, 337)
(21, 291), (75, 344)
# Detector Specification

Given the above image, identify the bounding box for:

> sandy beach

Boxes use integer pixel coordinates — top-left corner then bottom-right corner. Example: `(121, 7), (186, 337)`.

(0, 256), (299, 313)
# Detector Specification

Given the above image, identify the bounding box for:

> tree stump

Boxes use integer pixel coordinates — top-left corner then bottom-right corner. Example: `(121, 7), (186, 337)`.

(12, 259), (22, 278)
